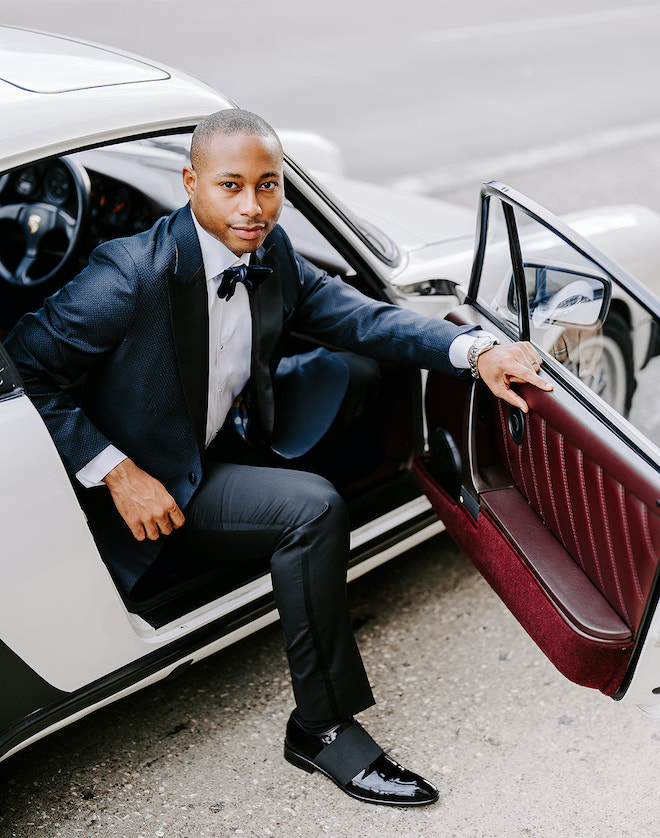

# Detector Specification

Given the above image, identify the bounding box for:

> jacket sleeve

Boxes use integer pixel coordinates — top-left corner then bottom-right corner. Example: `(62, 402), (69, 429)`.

(290, 251), (474, 378)
(4, 240), (140, 476)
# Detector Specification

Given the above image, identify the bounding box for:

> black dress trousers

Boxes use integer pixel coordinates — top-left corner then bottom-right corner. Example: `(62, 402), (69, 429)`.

(164, 352), (381, 727)
(174, 461), (375, 726)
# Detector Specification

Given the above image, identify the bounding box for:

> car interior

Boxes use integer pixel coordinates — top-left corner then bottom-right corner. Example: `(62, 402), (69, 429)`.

(0, 136), (435, 628)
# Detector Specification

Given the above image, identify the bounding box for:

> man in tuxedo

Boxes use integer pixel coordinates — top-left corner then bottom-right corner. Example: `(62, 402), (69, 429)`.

(6, 109), (551, 807)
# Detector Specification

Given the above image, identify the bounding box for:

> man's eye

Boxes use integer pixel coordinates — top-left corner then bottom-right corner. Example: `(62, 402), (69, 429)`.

(221, 182), (239, 190)
(260, 181), (278, 191)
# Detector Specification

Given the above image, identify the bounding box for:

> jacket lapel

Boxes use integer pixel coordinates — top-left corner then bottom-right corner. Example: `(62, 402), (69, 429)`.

(249, 242), (283, 440)
(167, 206), (209, 457)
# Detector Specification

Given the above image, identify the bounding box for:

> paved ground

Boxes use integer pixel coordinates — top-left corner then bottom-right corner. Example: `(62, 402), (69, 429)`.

(2, 531), (660, 838)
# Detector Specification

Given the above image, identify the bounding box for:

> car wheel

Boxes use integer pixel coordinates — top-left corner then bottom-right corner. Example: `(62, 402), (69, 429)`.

(563, 309), (635, 416)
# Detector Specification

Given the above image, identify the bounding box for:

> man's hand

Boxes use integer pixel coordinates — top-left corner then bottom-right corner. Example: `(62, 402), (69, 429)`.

(476, 341), (553, 413)
(104, 458), (185, 541)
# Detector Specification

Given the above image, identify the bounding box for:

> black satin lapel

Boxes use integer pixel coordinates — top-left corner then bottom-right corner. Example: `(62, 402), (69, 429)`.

(249, 245), (283, 439)
(167, 264), (209, 456)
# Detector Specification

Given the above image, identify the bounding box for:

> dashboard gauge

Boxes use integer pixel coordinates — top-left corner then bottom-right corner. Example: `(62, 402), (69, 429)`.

(43, 165), (71, 205)
(108, 186), (131, 226)
(15, 167), (38, 198)
(90, 177), (107, 218)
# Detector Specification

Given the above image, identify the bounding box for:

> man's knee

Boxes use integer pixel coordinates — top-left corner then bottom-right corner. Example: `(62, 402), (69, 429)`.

(286, 471), (348, 532)
(271, 471), (350, 589)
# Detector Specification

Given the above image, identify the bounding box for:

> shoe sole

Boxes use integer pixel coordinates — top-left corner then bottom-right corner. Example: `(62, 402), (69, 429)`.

(283, 742), (439, 807)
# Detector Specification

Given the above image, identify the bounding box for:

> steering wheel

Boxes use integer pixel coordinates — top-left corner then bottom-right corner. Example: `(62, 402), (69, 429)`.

(0, 157), (90, 287)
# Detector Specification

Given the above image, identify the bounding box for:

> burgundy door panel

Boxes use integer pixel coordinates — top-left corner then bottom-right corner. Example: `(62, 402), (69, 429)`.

(414, 457), (633, 695)
(493, 395), (660, 633)
(420, 363), (660, 695)
(482, 486), (631, 642)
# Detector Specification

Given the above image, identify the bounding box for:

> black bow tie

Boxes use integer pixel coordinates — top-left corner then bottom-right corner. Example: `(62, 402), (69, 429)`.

(217, 264), (272, 301)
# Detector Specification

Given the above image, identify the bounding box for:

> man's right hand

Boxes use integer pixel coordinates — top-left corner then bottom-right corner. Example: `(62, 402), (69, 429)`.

(103, 458), (185, 541)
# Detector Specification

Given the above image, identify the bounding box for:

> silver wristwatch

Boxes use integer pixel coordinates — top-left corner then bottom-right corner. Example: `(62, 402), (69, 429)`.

(468, 334), (500, 379)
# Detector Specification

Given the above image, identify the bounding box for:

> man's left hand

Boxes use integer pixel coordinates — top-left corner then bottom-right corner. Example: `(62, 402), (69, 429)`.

(476, 341), (553, 412)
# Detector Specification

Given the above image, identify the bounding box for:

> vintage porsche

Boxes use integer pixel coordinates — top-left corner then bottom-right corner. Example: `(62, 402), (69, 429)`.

(1, 25), (659, 767)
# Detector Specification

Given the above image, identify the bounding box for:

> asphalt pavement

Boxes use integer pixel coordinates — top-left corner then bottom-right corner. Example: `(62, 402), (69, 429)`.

(2, 528), (660, 837)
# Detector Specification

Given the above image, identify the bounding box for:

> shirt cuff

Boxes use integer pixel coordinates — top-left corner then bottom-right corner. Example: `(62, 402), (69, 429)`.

(448, 330), (498, 369)
(76, 446), (127, 488)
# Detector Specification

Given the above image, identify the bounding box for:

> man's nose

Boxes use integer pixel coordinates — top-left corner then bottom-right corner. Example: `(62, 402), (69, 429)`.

(238, 188), (261, 216)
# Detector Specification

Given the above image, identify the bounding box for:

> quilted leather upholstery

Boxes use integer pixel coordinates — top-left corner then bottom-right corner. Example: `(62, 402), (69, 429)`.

(495, 399), (660, 633)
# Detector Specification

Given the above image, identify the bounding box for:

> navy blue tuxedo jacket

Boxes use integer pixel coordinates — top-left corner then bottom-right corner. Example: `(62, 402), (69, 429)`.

(6, 205), (470, 591)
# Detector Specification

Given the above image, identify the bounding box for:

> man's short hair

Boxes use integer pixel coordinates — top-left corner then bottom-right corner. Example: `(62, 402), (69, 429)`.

(190, 109), (282, 169)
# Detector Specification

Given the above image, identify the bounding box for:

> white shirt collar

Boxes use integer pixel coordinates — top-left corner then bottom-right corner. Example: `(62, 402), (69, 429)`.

(190, 210), (250, 281)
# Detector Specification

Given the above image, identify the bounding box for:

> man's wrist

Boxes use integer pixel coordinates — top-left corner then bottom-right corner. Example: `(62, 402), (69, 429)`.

(103, 457), (135, 488)
(468, 334), (500, 379)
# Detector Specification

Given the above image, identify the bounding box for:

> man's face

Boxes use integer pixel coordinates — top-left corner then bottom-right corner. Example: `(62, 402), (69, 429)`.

(183, 132), (284, 256)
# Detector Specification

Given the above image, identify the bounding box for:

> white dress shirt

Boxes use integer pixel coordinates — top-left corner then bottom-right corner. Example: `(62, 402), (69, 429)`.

(193, 215), (253, 448)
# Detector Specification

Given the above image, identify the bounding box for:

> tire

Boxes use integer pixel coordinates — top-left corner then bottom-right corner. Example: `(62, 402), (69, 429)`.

(563, 309), (635, 416)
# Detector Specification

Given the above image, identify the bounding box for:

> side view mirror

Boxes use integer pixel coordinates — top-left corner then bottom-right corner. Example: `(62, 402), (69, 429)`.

(531, 275), (610, 329)
(507, 263), (612, 330)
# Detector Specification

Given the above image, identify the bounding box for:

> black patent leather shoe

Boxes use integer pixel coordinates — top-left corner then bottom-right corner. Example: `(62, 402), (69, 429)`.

(283, 714), (439, 806)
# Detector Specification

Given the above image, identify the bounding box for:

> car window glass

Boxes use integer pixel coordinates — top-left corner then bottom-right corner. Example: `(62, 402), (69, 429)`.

(513, 206), (660, 446)
(279, 200), (354, 279)
(0, 133), (363, 338)
(474, 196), (660, 451)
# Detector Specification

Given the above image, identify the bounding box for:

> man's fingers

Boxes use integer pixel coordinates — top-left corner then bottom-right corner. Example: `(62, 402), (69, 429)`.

(508, 364), (554, 389)
(125, 515), (158, 541)
(491, 377), (530, 413)
(144, 521), (161, 541)
(169, 504), (186, 529)
(130, 522), (146, 541)
(153, 505), (185, 537)
(144, 504), (185, 539)
(511, 341), (548, 375)
(127, 507), (183, 542)
(514, 342), (544, 373)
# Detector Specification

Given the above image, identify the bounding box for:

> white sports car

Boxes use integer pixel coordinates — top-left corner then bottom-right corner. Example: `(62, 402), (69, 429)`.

(1, 25), (659, 767)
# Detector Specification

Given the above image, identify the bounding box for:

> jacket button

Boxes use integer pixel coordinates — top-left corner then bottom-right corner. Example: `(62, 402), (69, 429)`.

(189, 472), (197, 485)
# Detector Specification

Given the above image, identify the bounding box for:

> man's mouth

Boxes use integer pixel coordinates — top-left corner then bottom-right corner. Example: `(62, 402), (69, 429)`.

(232, 224), (266, 241)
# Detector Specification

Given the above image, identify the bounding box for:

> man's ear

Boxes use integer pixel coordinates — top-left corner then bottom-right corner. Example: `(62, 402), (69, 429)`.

(182, 165), (196, 199)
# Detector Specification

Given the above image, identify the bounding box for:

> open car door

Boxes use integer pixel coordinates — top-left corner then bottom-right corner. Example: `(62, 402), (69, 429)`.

(416, 182), (660, 713)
